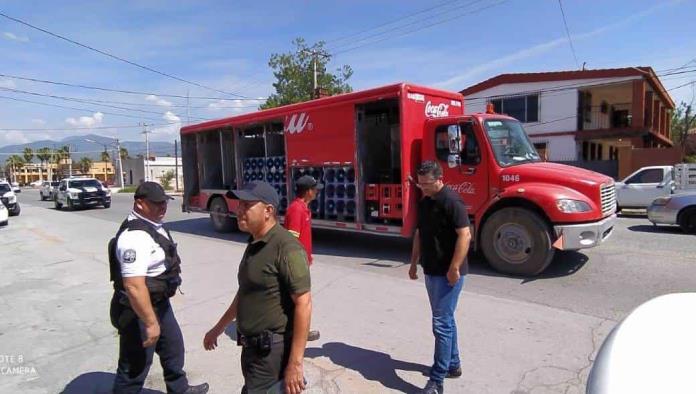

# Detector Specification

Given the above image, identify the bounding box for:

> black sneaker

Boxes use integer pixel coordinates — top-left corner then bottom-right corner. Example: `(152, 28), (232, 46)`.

(446, 366), (462, 378)
(419, 380), (443, 394)
(308, 329), (321, 341)
(183, 383), (209, 394)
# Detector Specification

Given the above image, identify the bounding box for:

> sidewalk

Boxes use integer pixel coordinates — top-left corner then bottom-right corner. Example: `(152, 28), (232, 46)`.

(0, 204), (615, 393)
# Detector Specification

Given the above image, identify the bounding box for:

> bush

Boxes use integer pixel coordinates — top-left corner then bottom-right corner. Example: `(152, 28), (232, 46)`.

(118, 186), (138, 193)
(684, 155), (696, 164)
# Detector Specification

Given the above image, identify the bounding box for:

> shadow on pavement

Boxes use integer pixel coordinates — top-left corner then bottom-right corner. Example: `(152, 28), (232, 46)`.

(164, 217), (249, 243)
(628, 224), (684, 234)
(60, 371), (164, 393)
(465, 249), (588, 282)
(305, 342), (428, 393)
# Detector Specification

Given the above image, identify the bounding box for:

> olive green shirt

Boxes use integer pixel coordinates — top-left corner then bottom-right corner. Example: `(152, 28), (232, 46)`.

(237, 224), (311, 336)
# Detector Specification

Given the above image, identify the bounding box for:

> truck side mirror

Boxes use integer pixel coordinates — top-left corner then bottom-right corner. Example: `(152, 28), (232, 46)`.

(447, 125), (462, 153)
(447, 154), (460, 169)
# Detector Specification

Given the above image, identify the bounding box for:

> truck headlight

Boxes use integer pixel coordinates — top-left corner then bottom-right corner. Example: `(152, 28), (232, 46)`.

(652, 196), (671, 206)
(104, 189), (111, 197)
(69, 192), (80, 199)
(556, 199), (591, 213)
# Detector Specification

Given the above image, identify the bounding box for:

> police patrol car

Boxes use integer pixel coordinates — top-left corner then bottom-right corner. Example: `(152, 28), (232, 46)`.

(54, 177), (111, 211)
(0, 181), (21, 217)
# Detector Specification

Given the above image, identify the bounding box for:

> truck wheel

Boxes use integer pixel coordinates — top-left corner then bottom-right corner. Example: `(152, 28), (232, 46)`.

(67, 198), (74, 211)
(210, 197), (238, 233)
(103, 202), (111, 209)
(40, 193), (45, 201)
(481, 207), (555, 276)
(55, 199), (63, 210)
(9, 203), (20, 216)
(678, 207), (696, 234)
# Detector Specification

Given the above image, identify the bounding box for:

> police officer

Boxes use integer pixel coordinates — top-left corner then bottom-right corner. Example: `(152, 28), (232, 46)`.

(203, 181), (312, 394)
(109, 181), (209, 394)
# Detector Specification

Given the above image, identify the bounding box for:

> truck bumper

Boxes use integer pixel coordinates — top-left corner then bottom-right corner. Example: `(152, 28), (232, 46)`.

(553, 214), (616, 250)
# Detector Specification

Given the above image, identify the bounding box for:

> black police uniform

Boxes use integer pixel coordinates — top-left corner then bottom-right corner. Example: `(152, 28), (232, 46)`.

(108, 214), (188, 394)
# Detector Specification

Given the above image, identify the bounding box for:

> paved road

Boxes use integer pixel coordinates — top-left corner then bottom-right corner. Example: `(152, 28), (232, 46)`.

(2, 188), (694, 393)
(18, 188), (696, 321)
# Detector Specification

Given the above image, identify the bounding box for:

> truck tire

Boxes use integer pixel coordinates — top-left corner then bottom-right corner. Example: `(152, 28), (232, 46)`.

(480, 207), (555, 276)
(67, 198), (74, 211)
(210, 197), (238, 233)
(55, 199), (63, 210)
(40, 192), (45, 201)
(103, 202), (111, 209)
(678, 207), (696, 234)
(9, 203), (20, 216)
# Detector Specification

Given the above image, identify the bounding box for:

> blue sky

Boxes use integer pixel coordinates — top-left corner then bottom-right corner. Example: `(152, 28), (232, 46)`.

(1, 0), (694, 148)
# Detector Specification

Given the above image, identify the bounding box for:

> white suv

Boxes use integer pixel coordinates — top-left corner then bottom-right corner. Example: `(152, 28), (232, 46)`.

(55, 177), (111, 210)
(0, 181), (20, 216)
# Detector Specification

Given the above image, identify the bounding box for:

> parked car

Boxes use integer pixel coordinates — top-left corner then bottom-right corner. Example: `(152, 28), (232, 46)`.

(0, 199), (8, 226)
(615, 164), (696, 211)
(30, 180), (44, 188)
(54, 177), (111, 210)
(0, 181), (21, 216)
(40, 181), (60, 201)
(647, 192), (696, 233)
(11, 181), (20, 193)
(587, 293), (696, 394)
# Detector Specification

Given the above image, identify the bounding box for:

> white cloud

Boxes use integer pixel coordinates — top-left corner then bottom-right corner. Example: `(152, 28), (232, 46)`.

(150, 111), (182, 140)
(2, 32), (29, 43)
(31, 119), (46, 125)
(163, 111), (181, 123)
(65, 112), (104, 127)
(0, 78), (16, 89)
(0, 131), (30, 146)
(145, 94), (173, 107)
(207, 98), (265, 114)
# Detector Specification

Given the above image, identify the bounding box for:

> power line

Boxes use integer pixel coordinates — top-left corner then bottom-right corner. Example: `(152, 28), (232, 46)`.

(0, 12), (254, 99)
(668, 80), (696, 92)
(557, 0), (580, 69)
(0, 123), (178, 132)
(0, 87), (212, 121)
(0, 73), (267, 101)
(326, 0), (489, 53)
(0, 95), (165, 122)
(332, 0), (507, 56)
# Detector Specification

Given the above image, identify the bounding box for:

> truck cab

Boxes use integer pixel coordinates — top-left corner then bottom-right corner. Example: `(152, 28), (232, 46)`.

(54, 177), (111, 211)
(423, 113), (616, 275)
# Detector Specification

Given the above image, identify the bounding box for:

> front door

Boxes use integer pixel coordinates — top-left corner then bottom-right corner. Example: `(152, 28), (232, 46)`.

(617, 167), (668, 207)
(434, 118), (489, 216)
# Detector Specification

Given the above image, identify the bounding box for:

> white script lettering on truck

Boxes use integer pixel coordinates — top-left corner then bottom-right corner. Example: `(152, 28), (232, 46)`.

(285, 113), (311, 134)
(425, 101), (449, 118)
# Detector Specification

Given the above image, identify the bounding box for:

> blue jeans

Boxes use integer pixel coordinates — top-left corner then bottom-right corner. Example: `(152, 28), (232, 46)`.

(424, 274), (465, 384)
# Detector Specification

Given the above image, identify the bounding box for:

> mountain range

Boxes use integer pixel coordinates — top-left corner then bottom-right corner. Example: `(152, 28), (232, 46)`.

(0, 134), (176, 165)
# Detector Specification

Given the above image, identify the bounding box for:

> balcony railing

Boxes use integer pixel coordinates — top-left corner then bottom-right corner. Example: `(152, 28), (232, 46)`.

(579, 103), (633, 130)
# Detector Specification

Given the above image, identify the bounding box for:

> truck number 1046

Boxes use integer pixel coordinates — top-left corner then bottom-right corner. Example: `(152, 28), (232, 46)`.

(502, 175), (520, 182)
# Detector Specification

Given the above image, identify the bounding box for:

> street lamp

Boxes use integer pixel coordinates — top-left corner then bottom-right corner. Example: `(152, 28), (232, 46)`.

(84, 138), (125, 188)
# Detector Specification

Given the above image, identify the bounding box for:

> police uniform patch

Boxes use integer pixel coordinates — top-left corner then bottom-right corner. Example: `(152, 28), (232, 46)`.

(123, 249), (137, 263)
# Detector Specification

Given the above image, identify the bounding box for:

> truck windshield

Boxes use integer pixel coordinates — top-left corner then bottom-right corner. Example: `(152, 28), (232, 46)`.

(0, 184), (10, 193)
(484, 119), (541, 167)
(69, 180), (102, 188)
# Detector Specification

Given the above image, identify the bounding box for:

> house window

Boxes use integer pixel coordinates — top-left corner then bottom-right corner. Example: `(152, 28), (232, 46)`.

(533, 142), (548, 160)
(489, 94), (539, 123)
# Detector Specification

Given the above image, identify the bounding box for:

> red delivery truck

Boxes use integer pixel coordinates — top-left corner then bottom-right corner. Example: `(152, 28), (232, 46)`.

(180, 83), (616, 276)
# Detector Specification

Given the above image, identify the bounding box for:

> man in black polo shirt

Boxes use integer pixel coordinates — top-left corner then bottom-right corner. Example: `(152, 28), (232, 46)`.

(409, 161), (471, 394)
(203, 181), (312, 394)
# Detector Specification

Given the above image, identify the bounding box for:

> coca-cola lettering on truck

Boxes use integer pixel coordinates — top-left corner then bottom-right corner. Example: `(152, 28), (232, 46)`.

(180, 82), (616, 277)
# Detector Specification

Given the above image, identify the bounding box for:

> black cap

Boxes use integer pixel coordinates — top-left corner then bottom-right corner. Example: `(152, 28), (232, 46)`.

(227, 181), (279, 209)
(296, 175), (324, 190)
(134, 181), (173, 202)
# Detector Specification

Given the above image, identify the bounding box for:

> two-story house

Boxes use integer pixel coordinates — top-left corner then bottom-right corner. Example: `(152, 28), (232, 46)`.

(460, 67), (675, 165)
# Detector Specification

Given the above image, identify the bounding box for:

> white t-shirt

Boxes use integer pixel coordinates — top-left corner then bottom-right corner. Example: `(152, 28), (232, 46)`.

(116, 211), (171, 278)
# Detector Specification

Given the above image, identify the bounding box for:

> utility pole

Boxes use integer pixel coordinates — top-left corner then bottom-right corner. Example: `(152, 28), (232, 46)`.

(186, 90), (191, 126)
(174, 139), (179, 192)
(116, 138), (125, 188)
(142, 123), (150, 181)
(300, 48), (329, 99)
(68, 144), (72, 178)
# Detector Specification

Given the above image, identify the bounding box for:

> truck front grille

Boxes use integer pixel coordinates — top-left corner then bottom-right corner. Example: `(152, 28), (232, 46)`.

(600, 183), (616, 216)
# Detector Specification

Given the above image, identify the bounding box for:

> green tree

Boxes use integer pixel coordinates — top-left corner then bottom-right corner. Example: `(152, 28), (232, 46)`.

(260, 37), (353, 110)
(101, 150), (110, 163)
(23, 147), (34, 164)
(78, 157), (93, 175)
(671, 101), (695, 148)
(159, 170), (175, 190)
(119, 147), (130, 160)
(5, 155), (25, 183)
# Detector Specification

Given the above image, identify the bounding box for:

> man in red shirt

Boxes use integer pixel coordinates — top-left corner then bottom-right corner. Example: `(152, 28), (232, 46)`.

(284, 174), (323, 341)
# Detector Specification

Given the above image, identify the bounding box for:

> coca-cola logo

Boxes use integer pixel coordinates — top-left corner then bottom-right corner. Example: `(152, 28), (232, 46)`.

(285, 113), (311, 134)
(446, 182), (475, 194)
(425, 101), (449, 118)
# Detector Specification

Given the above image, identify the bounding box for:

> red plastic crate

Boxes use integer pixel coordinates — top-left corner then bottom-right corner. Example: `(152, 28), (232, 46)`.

(379, 184), (402, 203)
(366, 184), (379, 201)
(380, 202), (403, 219)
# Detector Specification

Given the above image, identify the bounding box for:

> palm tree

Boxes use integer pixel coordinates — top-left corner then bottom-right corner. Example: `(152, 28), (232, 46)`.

(36, 147), (52, 180)
(100, 150), (111, 182)
(119, 147), (130, 160)
(78, 157), (93, 176)
(23, 147), (34, 164)
(5, 155), (25, 184)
